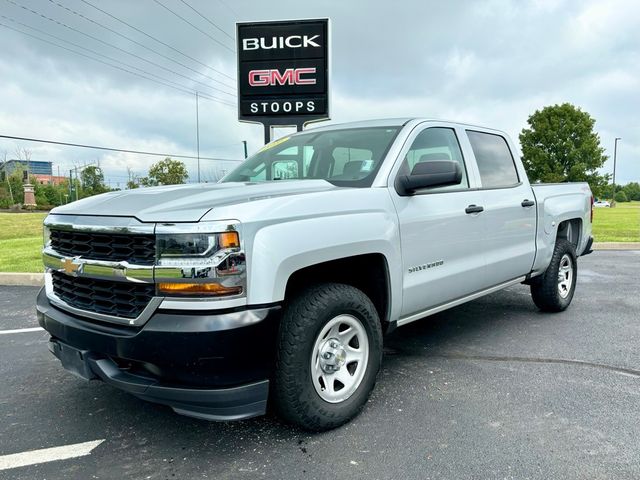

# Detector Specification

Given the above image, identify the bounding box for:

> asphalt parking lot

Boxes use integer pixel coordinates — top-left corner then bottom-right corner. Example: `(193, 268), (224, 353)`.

(1, 250), (639, 479)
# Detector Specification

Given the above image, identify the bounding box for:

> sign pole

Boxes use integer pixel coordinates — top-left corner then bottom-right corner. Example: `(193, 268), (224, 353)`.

(264, 125), (271, 145)
(195, 92), (201, 183)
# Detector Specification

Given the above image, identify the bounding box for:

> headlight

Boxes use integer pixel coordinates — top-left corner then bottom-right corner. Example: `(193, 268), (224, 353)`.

(157, 233), (217, 258)
(157, 232), (239, 260)
(155, 225), (245, 298)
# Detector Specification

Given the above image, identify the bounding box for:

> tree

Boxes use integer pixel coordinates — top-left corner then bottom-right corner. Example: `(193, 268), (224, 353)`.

(6, 168), (25, 205)
(34, 179), (68, 207)
(614, 190), (628, 203)
(126, 166), (139, 189)
(622, 182), (640, 201)
(1, 150), (13, 205)
(141, 157), (188, 186)
(519, 103), (609, 197)
(2, 149), (30, 206)
(0, 186), (10, 208)
(80, 166), (108, 197)
(14, 146), (32, 161)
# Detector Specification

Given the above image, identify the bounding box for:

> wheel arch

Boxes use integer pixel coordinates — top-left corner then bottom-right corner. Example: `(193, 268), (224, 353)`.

(556, 218), (582, 249)
(283, 253), (393, 329)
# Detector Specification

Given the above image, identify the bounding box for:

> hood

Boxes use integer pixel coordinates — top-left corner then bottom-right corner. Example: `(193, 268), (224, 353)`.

(50, 180), (338, 222)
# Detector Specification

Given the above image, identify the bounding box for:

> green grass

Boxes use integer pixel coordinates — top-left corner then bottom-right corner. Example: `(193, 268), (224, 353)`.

(0, 212), (47, 272)
(0, 203), (637, 272)
(592, 201), (640, 243)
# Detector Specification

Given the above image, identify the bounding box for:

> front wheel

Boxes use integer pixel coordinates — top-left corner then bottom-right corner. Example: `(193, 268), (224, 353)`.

(274, 283), (383, 431)
(530, 239), (577, 312)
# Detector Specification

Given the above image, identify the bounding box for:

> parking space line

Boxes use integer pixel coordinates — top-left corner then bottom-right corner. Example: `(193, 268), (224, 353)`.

(0, 327), (44, 335)
(0, 439), (104, 471)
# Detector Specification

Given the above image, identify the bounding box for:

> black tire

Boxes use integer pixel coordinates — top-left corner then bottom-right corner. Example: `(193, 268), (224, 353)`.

(273, 283), (383, 431)
(530, 239), (577, 312)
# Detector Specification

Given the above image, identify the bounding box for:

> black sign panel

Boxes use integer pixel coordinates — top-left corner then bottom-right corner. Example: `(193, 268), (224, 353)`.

(237, 19), (330, 128)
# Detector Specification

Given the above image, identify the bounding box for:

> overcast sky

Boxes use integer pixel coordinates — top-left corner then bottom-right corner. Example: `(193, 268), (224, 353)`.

(0, 0), (638, 186)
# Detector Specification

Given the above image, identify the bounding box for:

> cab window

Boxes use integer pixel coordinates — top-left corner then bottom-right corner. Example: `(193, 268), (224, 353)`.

(399, 127), (469, 191)
(466, 130), (519, 188)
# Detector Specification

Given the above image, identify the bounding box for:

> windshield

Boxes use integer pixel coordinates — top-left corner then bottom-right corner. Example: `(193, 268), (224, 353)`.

(222, 127), (400, 187)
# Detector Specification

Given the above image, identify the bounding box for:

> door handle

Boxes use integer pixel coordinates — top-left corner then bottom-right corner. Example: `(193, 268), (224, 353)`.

(465, 204), (484, 214)
(521, 199), (535, 207)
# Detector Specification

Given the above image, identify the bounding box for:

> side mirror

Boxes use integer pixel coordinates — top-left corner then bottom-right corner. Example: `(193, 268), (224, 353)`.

(396, 160), (462, 196)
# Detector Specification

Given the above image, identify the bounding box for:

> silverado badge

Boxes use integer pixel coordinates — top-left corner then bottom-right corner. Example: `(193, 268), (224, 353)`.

(408, 260), (444, 273)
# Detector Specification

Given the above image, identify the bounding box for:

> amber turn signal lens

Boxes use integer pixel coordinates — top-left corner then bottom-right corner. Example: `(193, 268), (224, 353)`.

(158, 282), (242, 296)
(219, 231), (240, 249)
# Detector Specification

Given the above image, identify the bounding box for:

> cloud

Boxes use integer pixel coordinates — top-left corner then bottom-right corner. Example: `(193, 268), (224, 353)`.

(444, 49), (479, 83)
(569, 0), (640, 52)
(0, 0), (637, 184)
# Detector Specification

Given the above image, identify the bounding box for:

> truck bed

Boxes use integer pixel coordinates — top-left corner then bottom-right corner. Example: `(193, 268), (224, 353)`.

(530, 182), (593, 274)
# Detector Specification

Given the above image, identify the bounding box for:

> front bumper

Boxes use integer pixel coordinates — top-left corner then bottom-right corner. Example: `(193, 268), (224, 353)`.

(37, 288), (281, 421)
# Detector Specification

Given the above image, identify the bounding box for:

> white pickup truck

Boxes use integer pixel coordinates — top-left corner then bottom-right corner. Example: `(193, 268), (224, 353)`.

(38, 118), (593, 430)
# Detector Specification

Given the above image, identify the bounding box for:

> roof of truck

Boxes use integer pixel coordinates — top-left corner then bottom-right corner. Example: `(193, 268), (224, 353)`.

(304, 118), (506, 134)
(305, 118), (414, 131)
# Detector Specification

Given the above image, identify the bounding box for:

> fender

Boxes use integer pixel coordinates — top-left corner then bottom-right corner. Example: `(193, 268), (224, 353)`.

(531, 186), (592, 273)
(246, 211), (403, 322)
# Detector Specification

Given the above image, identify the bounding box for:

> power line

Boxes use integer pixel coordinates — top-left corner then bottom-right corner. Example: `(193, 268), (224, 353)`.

(5, 0), (235, 98)
(196, 91), (235, 106)
(42, 0), (236, 95)
(216, 0), (239, 17)
(0, 21), (235, 107)
(0, 14), (234, 105)
(78, 0), (235, 84)
(0, 22), (203, 99)
(152, 0), (235, 53)
(0, 134), (244, 162)
(177, 0), (234, 41)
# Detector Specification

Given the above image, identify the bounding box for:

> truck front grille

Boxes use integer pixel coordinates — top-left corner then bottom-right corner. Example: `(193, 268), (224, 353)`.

(50, 230), (155, 265)
(51, 271), (155, 319)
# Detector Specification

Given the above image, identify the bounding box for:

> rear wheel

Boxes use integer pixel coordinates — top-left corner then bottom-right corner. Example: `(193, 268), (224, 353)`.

(274, 283), (383, 431)
(530, 239), (577, 312)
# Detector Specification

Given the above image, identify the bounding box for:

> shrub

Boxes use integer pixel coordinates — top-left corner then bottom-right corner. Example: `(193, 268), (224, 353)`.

(614, 191), (628, 203)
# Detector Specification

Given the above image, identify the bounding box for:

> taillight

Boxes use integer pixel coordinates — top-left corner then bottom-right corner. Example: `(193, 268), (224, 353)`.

(590, 195), (594, 223)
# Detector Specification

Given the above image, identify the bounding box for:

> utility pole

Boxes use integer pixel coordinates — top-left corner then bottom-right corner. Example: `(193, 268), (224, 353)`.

(69, 169), (74, 202)
(242, 140), (248, 159)
(68, 162), (97, 201)
(611, 137), (621, 207)
(195, 92), (201, 183)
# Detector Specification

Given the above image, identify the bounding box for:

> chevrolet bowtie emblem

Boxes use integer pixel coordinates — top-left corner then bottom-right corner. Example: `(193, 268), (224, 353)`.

(62, 257), (79, 275)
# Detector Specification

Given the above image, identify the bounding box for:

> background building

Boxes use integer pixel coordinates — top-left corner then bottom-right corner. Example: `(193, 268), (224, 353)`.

(0, 159), (66, 185)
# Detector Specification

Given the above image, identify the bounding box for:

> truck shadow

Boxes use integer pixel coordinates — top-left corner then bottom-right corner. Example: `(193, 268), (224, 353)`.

(27, 284), (554, 465)
(382, 284), (541, 358)
(89, 286), (544, 435)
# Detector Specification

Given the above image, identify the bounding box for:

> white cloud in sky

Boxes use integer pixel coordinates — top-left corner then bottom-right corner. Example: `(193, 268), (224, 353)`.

(0, 0), (637, 184)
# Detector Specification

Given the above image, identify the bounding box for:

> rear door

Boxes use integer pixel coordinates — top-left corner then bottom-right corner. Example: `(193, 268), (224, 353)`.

(463, 130), (536, 284)
(389, 124), (488, 319)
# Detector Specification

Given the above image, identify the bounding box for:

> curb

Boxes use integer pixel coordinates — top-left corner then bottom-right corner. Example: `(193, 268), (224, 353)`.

(593, 242), (640, 251)
(0, 273), (44, 286)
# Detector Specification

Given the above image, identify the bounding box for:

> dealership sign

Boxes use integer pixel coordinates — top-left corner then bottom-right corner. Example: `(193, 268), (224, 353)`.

(236, 19), (330, 137)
